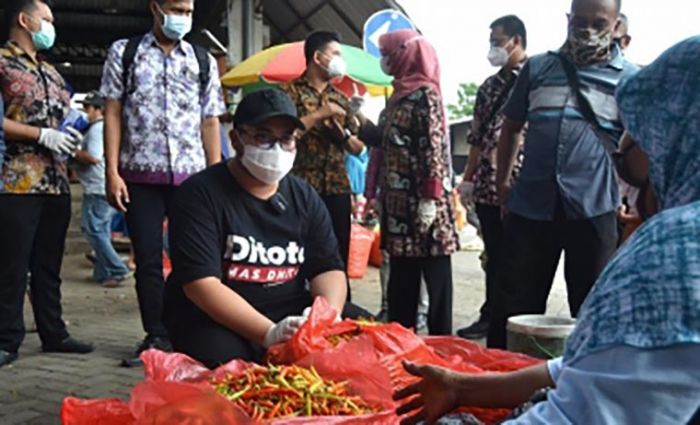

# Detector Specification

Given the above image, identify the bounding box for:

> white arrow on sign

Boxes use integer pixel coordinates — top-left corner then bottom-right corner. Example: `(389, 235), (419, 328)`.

(368, 19), (392, 50)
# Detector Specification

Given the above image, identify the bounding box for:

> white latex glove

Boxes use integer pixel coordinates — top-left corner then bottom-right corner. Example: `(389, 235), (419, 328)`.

(39, 127), (83, 155)
(348, 84), (365, 114)
(262, 316), (305, 348)
(302, 307), (342, 324)
(65, 127), (85, 156)
(459, 180), (474, 208)
(418, 198), (438, 228)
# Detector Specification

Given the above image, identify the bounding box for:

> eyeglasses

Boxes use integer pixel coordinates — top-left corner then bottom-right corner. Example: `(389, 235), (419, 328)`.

(238, 129), (298, 152)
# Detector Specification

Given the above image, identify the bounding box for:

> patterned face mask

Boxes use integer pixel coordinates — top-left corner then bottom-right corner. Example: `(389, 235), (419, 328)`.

(562, 26), (613, 66)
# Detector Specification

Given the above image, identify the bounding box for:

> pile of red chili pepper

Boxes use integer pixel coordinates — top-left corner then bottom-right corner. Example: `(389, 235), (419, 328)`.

(211, 364), (380, 421)
(325, 318), (381, 346)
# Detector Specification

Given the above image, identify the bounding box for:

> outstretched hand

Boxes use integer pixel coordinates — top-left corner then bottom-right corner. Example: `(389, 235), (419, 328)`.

(394, 361), (461, 425)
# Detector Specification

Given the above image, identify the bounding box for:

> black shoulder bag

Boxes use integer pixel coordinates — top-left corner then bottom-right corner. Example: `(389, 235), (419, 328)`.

(121, 35), (211, 103)
(556, 52), (619, 154)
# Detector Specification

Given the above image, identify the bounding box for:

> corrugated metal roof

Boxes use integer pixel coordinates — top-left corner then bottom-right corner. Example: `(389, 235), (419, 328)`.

(0, 0), (411, 92)
(0, 0), (225, 91)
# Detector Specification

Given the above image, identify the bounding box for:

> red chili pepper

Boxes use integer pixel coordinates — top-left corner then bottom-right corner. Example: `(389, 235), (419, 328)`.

(211, 364), (379, 420)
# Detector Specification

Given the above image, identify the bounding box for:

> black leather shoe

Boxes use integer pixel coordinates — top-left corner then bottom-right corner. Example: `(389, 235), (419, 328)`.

(457, 319), (490, 340)
(42, 337), (95, 354)
(121, 335), (172, 368)
(0, 350), (19, 368)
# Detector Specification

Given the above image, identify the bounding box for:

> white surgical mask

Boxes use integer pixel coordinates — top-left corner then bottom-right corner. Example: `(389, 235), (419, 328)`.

(241, 143), (296, 184)
(157, 5), (192, 41)
(487, 45), (511, 67)
(380, 56), (392, 75)
(319, 53), (347, 79)
(25, 15), (56, 51)
(328, 55), (347, 78)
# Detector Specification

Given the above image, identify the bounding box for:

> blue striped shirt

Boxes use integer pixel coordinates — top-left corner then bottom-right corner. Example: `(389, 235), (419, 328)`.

(502, 47), (638, 220)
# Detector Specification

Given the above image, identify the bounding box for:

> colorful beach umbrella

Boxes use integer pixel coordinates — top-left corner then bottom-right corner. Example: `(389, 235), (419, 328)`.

(221, 42), (393, 97)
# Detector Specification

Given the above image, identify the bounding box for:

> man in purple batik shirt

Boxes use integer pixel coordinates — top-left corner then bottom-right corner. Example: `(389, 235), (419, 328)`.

(100, 0), (225, 367)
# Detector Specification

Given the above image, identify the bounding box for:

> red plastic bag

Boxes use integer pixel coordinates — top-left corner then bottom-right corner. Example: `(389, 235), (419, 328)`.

(61, 353), (253, 425)
(131, 381), (252, 425)
(267, 298), (427, 365)
(268, 298), (544, 425)
(422, 337), (544, 424)
(266, 299), (397, 411)
(62, 347), (399, 425)
(347, 224), (374, 278)
(61, 397), (134, 425)
(162, 251), (172, 279)
(424, 336), (543, 372)
(267, 298), (452, 397)
(368, 226), (382, 267)
(162, 219), (172, 279)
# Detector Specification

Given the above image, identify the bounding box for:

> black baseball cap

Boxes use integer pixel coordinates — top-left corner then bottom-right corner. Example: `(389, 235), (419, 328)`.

(233, 89), (305, 130)
(79, 91), (105, 108)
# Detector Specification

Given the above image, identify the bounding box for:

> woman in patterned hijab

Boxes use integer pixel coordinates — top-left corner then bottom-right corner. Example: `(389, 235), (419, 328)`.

(394, 36), (700, 425)
(372, 30), (458, 336)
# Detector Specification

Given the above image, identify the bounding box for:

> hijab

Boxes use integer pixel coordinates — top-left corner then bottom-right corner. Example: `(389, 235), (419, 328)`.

(617, 36), (700, 210)
(564, 36), (700, 363)
(379, 29), (442, 108)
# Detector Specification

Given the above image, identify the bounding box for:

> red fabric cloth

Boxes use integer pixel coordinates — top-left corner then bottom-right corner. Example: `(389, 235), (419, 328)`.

(379, 29), (442, 108)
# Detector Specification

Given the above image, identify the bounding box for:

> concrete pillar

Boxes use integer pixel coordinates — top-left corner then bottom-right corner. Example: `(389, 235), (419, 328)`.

(226, 0), (266, 65)
(242, 0), (254, 59)
(226, 0), (243, 66)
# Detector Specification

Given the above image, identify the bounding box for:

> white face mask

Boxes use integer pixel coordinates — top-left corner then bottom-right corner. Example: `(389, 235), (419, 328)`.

(487, 45), (511, 67)
(241, 143), (296, 184)
(24, 15), (56, 51)
(380, 56), (392, 75)
(156, 5), (192, 41)
(320, 53), (347, 79)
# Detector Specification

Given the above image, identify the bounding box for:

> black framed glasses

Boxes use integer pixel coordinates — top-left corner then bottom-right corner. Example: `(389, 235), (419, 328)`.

(238, 129), (298, 152)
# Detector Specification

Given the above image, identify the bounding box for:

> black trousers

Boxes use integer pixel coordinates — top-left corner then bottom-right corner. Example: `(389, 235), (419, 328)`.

(0, 195), (71, 352)
(320, 193), (352, 301)
(170, 299), (372, 369)
(486, 209), (618, 348)
(475, 204), (504, 322)
(388, 256), (453, 335)
(125, 183), (176, 338)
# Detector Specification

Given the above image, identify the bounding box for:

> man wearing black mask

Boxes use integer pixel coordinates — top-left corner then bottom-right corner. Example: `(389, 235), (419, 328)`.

(488, 0), (639, 348)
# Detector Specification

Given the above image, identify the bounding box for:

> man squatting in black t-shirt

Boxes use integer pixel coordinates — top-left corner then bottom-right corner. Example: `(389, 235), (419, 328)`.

(163, 89), (370, 368)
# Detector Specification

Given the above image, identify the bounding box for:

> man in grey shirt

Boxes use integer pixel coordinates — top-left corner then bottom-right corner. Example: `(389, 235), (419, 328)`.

(75, 91), (130, 287)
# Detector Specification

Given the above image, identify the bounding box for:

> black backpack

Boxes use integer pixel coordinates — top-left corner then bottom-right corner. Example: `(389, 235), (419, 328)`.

(120, 35), (211, 103)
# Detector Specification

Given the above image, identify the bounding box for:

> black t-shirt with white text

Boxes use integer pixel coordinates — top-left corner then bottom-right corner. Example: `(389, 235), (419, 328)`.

(163, 162), (343, 328)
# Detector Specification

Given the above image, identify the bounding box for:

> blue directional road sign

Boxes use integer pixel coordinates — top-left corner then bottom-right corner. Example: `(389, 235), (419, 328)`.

(363, 9), (416, 59)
